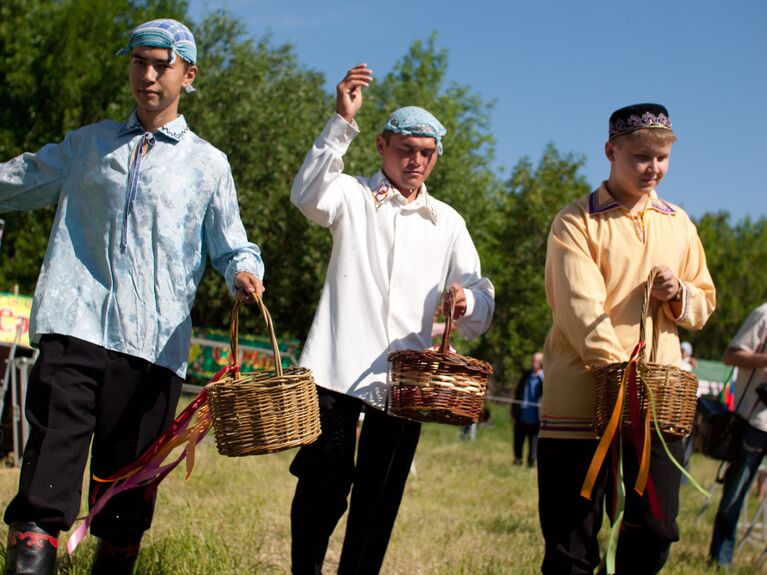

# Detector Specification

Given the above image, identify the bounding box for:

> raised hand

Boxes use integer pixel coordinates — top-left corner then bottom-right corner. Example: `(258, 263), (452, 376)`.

(336, 63), (373, 124)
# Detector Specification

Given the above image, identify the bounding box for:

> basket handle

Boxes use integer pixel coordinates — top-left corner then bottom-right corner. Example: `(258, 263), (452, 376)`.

(638, 267), (664, 364)
(229, 297), (283, 377)
(438, 288), (457, 354)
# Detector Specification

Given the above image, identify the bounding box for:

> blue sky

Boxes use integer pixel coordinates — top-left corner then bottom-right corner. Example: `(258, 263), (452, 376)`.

(188, 0), (766, 221)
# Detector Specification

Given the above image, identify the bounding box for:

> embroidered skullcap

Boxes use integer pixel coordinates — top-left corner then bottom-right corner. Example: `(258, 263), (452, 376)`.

(117, 19), (197, 66)
(609, 103), (672, 140)
(382, 106), (447, 155)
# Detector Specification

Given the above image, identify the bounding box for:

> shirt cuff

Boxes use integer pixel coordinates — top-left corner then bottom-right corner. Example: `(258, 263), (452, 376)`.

(663, 281), (689, 323)
(226, 260), (265, 293)
(319, 113), (359, 155)
(463, 288), (476, 318)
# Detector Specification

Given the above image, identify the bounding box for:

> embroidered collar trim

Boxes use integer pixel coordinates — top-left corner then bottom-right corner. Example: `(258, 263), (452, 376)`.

(119, 111), (190, 141)
(370, 172), (438, 223)
(588, 184), (676, 216)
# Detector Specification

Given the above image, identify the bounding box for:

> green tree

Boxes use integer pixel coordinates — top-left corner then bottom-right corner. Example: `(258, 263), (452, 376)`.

(192, 33), (503, 343)
(685, 213), (767, 359)
(181, 11), (332, 339)
(6, 2), (757, 382)
(477, 145), (589, 390)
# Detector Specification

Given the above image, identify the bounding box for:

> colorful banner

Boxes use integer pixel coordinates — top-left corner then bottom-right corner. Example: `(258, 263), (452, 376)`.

(0, 292), (33, 348)
(694, 358), (732, 397)
(187, 329), (299, 385)
(0, 294), (301, 370)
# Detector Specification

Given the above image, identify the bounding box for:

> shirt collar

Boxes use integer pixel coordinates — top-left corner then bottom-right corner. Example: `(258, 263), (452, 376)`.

(588, 182), (675, 216)
(370, 171), (438, 224)
(118, 110), (190, 142)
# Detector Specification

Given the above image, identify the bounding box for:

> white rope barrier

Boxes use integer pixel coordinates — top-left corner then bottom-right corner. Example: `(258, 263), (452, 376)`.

(485, 394), (541, 407)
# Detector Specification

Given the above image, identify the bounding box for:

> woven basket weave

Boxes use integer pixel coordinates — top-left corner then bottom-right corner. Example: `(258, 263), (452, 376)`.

(594, 269), (698, 441)
(206, 299), (321, 456)
(388, 293), (493, 425)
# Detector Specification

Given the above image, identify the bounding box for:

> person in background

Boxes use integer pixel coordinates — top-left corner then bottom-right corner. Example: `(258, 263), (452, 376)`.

(710, 303), (767, 567)
(512, 352), (544, 467)
(681, 341), (697, 372)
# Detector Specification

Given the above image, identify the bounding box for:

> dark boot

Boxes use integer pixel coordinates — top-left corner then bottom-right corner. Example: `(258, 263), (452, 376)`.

(90, 539), (140, 575)
(4, 521), (59, 575)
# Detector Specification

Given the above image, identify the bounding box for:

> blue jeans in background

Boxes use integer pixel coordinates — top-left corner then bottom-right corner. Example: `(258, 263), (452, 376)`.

(710, 423), (767, 566)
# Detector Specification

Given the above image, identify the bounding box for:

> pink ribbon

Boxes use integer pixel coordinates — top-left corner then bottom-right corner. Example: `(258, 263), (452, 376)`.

(67, 364), (239, 553)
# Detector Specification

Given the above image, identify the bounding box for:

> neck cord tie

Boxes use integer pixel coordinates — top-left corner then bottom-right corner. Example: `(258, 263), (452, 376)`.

(121, 131), (155, 251)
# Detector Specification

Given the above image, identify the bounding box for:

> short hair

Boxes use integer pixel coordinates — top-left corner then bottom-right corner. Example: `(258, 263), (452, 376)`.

(611, 127), (677, 147)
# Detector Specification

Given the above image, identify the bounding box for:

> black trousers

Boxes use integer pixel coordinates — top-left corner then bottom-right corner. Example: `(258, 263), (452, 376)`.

(513, 420), (539, 466)
(290, 387), (421, 575)
(4, 335), (183, 545)
(537, 437), (683, 575)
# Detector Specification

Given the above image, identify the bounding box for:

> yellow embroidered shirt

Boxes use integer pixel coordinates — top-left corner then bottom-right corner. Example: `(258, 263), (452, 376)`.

(541, 183), (716, 439)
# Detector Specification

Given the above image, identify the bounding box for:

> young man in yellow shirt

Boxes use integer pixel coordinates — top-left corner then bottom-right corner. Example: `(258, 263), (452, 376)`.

(538, 104), (716, 574)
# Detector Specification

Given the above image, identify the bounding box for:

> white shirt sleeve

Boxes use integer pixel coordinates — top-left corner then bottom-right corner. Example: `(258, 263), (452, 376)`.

(730, 305), (767, 353)
(290, 113), (359, 228)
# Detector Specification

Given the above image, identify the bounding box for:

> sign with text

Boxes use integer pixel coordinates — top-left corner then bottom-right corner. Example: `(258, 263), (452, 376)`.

(0, 293), (33, 347)
(187, 329), (300, 385)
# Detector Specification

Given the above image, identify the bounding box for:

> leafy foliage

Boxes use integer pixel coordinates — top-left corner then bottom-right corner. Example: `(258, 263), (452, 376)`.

(0, 1), (764, 390)
(181, 11), (332, 338)
(684, 213), (767, 360)
(478, 146), (589, 390)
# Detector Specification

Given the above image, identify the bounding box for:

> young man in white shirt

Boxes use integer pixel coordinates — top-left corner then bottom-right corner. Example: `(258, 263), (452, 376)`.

(289, 64), (494, 574)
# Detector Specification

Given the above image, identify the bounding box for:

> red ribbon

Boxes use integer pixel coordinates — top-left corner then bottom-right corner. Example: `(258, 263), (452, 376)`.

(68, 363), (240, 554)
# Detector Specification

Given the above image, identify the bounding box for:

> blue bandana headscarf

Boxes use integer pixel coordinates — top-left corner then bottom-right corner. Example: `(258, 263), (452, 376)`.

(382, 106), (447, 155)
(117, 19), (197, 92)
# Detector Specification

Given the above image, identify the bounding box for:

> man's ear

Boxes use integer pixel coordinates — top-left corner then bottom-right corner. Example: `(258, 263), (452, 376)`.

(375, 134), (386, 157)
(183, 65), (198, 88)
(605, 140), (615, 162)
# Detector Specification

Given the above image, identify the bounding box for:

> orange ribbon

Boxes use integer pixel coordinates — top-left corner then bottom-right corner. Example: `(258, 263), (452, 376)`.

(580, 343), (645, 500)
(634, 390), (652, 495)
(91, 363), (237, 485)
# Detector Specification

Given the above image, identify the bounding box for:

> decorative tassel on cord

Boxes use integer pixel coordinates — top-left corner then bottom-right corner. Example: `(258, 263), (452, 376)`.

(580, 342), (709, 574)
(67, 363), (240, 554)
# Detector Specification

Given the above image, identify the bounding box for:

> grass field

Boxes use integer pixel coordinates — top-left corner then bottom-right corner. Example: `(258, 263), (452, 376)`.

(0, 399), (765, 574)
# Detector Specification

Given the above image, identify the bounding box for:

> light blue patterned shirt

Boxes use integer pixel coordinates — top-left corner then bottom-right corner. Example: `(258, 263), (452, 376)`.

(0, 111), (264, 377)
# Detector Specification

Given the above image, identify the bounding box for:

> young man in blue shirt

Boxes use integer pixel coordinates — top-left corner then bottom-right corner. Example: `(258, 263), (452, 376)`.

(0, 19), (264, 575)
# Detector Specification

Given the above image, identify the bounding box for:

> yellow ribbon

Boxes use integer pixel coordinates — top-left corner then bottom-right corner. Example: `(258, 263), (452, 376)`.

(634, 399), (651, 495)
(580, 346), (641, 499)
(92, 404), (212, 484)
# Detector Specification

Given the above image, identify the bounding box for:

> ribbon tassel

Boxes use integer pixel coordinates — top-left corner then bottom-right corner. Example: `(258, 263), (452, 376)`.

(580, 343), (643, 500)
(67, 363), (240, 554)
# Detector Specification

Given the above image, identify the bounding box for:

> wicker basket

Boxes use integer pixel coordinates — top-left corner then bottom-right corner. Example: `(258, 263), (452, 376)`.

(388, 293), (493, 425)
(594, 270), (698, 441)
(206, 298), (321, 456)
